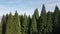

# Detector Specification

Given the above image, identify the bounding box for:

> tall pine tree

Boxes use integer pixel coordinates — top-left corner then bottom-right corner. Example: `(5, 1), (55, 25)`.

(13, 11), (21, 34)
(53, 5), (60, 34)
(20, 15), (24, 34)
(33, 8), (39, 20)
(27, 16), (32, 34)
(22, 14), (28, 34)
(1, 15), (6, 34)
(40, 4), (47, 34)
(14, 11), (21, 34)
(33, 8), (39, 34)
(47, 11), (53, 34)
(32, 15), (37, 34)
(5, 12), (13, 34)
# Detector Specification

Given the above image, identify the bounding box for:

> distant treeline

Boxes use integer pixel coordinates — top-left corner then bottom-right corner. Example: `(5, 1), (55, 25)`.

(0, 4), (60, 34)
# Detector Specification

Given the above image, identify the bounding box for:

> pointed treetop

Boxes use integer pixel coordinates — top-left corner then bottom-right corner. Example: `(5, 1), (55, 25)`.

(33, 8), (39, 19)
(35, 8), (38, 11)
(1, 15), (5, 23)
(9, 12), (12, 16)
(34, 8), (39, 14)
(8, 12), (13, 19)
(24, 13), (27, 17)
(54, 5), (59, 14)
(42, 4), (45, 8)
(14, 10), (19, 16)
(41, 4), (46, 16)
(54, 5), (59, 11)
(15, 10), (18, 14)
(6, 13), (8, 16)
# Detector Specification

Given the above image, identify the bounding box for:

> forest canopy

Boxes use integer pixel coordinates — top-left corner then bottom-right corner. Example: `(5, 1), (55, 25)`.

(0, 4), (60, 34)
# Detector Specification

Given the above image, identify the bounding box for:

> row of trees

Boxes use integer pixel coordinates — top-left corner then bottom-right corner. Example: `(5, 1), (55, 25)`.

(1, 4), (60, 34)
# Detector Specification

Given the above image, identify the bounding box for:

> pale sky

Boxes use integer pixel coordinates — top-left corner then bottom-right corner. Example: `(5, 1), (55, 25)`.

(0, 0), (60, 16)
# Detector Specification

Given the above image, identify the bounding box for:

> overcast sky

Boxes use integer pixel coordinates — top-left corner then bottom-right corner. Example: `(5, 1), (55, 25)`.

(0, 0), (60, 16)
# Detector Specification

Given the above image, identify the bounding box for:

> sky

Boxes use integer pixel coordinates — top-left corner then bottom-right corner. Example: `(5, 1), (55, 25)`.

(0, 0), (60, 16)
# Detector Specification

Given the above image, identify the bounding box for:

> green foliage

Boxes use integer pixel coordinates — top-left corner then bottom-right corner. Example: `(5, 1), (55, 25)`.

(54, 5), (60, 28)
(40, 4), (47, 34)
(53, 5), (60, 34)
(13, 11), (21, 34)
(1, 15), (6, 34)
(27, 16), (32, 34)
(33, 8), (39, 20)
(5, 11), (21, 34)
(33, 8), (39, 34)
(47, 11), (53, 34)
(5, 12), (14, 34)
(22, 14), (28, 34)
(1, 5), (60, 34)
(20, 15), (24, 34)
(32, 15), (37, 34)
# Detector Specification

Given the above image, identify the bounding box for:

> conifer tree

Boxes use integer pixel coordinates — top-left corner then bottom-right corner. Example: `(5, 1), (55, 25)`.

(6, 14), (8, 24)
(53, 5), (60, 34)
(20, 15), (24, 34)
(27, 16), (32, 34)
(33, 8), (39, 20)
(47, 11), (53, 34)
(13, 11), (21, 34)
(33, 8), (39, 34)
(40, 4), (47, 34)
(22, 14), (28, 34)
(58, 10), (60, 34)
(1, 15), (6, 34)
(5, 12), (13, 34)
(32, 15), (37, 34)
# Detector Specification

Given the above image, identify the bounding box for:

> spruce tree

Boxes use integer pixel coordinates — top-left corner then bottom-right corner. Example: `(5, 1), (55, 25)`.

(58, 10), (60, 34)
(38, 16), (42, 34)
(27, 16), (32, 34)
(40, 4), (47, 34)
(1, 15), (6, 34)
(5, 12), (13, 34)
(20, 15), (24, 34)
(47, 11), (53, 34)
(13, 11), (21, 34)
(53, 5), (60, 34)
(32, 15), (37, 34)
(22, 14), (28, 34)
(33, 8), (39, 20)
(6, 14), (8, 24)
(33, 8), (39, 34)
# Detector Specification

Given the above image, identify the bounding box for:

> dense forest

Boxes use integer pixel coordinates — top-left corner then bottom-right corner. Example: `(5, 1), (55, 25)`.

(0, 4), (60, 34)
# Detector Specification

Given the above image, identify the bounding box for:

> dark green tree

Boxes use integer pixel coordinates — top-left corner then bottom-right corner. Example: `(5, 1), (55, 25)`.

(5, 12), (13, 34)
(33, 8), (39, 34)
(6, 14), (8, 24)
(22, 14), (28, 34)
(32, 15), (37, 34)
(58, 10), (60, 34)
(38, 16), (42, 34)
(13, 11), (21, 34)
(33, 8), (39, 20)
(40, 4), (47, 34)
(20, 15), (24, 34)
(47, 11), (53, 34)
(53, 5), (60, 34)
(1, 15), (6, 34)
(27, 16), (32, 34)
